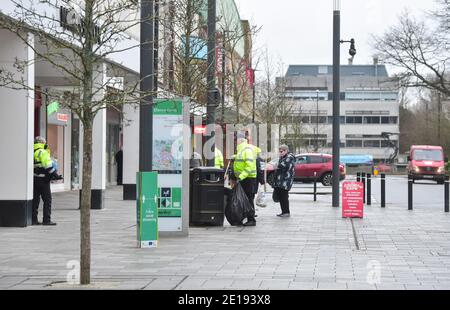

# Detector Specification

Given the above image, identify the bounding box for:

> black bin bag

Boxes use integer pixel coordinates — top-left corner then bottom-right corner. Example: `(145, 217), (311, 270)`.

(225, 182), (254, 226)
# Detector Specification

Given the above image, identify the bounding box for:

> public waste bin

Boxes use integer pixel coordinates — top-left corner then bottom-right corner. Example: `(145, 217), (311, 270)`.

(190, 167), (224, 226)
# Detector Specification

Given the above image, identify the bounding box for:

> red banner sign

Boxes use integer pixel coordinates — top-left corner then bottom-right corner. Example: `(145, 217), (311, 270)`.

(246, 67), (254, 88)
(216, 45), (224, 76)
(342, 182), (364, 218)
(57, 113), (69, 122)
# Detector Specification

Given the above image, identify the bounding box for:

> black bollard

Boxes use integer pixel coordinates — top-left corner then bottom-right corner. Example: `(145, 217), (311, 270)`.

(381, 173), (386, 208)
(367, 173), (371, 205)
(357, 172), (361, 183)
(445, 175), (449, 213)
(313, 172), (317, 202)
(408, 174), (413, 210)
(362, 173), (366, 204)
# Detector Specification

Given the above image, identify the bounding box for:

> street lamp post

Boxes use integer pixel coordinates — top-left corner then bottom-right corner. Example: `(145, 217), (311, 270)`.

(221, 32), (226, 124)
(206, 0), (217, 167)
(332, 0), (341, 208)
(139, 0), (154, 172)
(332, 0), (356, 208)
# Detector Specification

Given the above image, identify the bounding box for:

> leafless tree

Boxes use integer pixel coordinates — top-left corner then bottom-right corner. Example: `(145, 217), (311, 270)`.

(255, 51), (301, 156)
(216, 12), (260, 124)
(372, 2), (450, 97)
(160, 0), (208, 114)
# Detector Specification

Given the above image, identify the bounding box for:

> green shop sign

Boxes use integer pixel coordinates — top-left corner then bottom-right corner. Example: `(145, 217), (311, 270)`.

(47, 101), (60, 116)
(153, 100), (182, 115)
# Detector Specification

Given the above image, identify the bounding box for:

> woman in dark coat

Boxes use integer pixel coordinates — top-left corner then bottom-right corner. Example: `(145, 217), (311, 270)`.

(272, 145), (295, 217)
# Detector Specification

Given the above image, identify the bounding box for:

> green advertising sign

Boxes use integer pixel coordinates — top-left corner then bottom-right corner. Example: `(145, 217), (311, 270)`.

(137, 172), (158, 248)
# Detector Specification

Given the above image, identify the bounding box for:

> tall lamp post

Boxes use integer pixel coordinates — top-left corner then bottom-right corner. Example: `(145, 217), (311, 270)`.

(206, 0), (217, 167)
(332, 0), (356, 207)
(139, 0), (154, 172)
(221, 32), (226, 124)
(332, 0), (341, 207)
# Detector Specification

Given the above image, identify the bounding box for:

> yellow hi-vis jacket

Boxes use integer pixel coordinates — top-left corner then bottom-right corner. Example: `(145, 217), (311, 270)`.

(233, 140), (257, 180)
(33, 143), (55, 178)
(250, 144), (261, 158)
(214, 148), (224, 169)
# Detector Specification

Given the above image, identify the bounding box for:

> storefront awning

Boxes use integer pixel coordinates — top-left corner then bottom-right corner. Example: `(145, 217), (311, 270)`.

(340, 155), (373, 165)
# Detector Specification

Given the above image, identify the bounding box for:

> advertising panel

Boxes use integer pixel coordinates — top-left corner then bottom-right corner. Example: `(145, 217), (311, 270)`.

(342, 182), (364, 218)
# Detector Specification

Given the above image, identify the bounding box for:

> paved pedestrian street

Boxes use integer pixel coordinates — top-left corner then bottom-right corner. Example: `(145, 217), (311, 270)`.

(1, 185), (450, 290)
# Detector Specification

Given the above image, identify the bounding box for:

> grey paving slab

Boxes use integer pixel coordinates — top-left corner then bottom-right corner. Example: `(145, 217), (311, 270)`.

(1, 184), (450, 290)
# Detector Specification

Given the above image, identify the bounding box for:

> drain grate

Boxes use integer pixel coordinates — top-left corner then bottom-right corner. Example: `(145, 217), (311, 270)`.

(350, 219), (360, 250)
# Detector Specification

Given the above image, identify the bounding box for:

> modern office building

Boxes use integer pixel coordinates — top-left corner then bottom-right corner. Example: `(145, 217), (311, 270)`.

(279, 63), (400, 162)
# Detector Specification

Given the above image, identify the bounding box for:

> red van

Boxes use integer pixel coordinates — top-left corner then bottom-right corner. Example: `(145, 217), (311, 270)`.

(407, 145), (447, 184)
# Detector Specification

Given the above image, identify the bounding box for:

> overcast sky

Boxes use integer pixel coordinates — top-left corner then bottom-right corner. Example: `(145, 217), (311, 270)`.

(234, 0), (437, 75)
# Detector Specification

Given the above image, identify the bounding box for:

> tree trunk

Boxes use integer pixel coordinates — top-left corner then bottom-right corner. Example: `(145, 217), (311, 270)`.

(80, 121), (93, 285)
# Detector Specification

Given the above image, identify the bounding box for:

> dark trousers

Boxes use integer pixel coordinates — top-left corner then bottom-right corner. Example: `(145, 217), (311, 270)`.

(33, 177), (52, 223)
(275, 188), (290, 214)
(117, 163), (123, 185)
(240, 178), (256, 222)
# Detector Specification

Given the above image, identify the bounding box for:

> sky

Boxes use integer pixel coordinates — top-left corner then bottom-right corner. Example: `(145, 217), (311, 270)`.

(234, 0), (438, 75)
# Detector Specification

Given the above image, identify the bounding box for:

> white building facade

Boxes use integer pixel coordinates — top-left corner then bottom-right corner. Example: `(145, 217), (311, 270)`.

(0, 0), (141, 226)
(281, 64), (400, 162)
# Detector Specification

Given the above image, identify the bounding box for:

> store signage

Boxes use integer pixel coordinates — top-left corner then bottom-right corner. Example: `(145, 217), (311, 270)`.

(342, 182), (364, 218)
(47, 101), (60, 116)
(57, 113), (69, 122)
(194, 125), (206, 135)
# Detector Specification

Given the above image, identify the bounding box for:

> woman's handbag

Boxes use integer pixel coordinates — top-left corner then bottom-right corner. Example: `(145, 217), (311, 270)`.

(272, 189), (280, 203)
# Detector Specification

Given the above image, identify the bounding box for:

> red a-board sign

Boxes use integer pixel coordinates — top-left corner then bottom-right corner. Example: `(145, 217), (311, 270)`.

(342, 182), (364, 218)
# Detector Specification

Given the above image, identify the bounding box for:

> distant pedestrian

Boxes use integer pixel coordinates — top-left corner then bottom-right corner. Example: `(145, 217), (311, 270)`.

(272, 145), (295, 217)
(115, 148), (123, 185)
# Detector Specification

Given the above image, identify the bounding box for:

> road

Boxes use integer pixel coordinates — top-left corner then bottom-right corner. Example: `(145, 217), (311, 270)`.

(287, 175), (448, 211)
(370, 175), (447, 210)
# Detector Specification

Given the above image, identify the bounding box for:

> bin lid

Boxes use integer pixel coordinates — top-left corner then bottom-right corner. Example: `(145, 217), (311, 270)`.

(193, 166), (224, 173)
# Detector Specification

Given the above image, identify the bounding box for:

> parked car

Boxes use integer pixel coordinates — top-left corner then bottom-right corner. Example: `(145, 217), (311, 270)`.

(376, 163), (392, 173)
(407, 145), (448, 184)
(265, 153), (346, 186)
